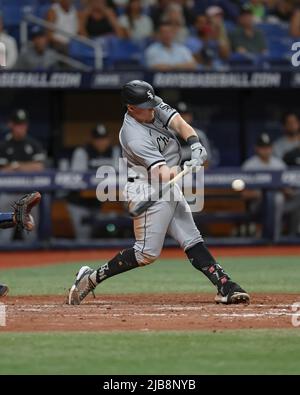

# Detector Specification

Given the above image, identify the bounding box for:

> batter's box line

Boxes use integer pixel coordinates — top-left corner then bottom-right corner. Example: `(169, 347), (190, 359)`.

(0, 303), (6, 327)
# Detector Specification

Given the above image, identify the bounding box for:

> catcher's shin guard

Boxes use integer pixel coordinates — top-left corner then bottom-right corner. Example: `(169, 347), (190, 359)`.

(0, 283), (9, 297)
(0, 213), (15, 229)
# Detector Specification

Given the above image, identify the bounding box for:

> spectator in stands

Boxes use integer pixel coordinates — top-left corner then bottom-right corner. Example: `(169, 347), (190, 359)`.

(247, 0), (266, 23)
(267, 0), (294, 23)
(205, 6), (230, 59)
(176, 102), (213, 166)
(118, 0), (154, 41)
(273, 112), (300, 159)
(46, 0), (79, 52)
(145, 22), (197, 70)
(0, 109), (46, 243)
(68, 124), (120, 240)
(290, 7), (300, 37)
(14, 26), (59, 70)
(242, 133), (300, 239)
(229, 6), (267, 56)
(185, 10), (229, 69)
(0, 13), (18, 69)
(161, 3), (189, 43)
(78, 0), (124, 38)
(194, 0), (240, 22)
(151, 0), (194, 30)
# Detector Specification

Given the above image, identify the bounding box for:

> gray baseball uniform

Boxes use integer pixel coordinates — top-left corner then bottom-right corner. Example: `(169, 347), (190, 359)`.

(120, 101), (203, 265)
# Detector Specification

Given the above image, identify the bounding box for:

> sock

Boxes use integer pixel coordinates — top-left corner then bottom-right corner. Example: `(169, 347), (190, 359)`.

(185, 242), (231, 292)
(95, 248), (139, 284)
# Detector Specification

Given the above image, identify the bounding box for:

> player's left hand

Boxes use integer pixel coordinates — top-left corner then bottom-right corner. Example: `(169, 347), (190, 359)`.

(12, 191), (42, 231)
(184, 142), (207, 172)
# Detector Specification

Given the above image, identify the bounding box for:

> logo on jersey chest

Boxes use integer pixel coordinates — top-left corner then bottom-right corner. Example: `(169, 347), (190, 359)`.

(156, 135), (169, 152)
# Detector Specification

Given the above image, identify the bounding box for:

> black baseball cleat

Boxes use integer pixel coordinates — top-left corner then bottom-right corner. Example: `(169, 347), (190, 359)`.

(0, 284), (9, 297)
(215, 282), (250, 305)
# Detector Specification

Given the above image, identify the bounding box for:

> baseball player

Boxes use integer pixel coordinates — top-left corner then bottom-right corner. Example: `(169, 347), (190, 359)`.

(0, 191), (41, 298)
(68, 80), (250, 306)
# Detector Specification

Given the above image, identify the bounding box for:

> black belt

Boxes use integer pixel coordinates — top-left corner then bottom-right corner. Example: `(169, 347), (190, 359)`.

(129, 177), (142, 182)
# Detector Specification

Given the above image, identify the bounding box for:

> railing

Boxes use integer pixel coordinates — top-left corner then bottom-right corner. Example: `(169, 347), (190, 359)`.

(0, 169), (299, 249)
(20, 13), (103, 70)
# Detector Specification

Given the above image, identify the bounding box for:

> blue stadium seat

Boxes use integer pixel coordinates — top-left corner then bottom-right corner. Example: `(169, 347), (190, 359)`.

(228, 53), (255, 69)
(68, 40), (95, 67)
(105, 37), (144, 70)
(256, 22), (288, 37)
(36, 4), (51, 18)
(2, 6), (23, 26)
(0, 0), (37, 6)
(2, 3), (36, 26)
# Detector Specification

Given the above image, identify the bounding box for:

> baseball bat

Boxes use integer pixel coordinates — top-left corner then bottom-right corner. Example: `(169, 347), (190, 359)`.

(129, 166), (192, 217)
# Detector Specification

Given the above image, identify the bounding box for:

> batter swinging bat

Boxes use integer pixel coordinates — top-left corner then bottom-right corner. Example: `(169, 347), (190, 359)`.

(129, 166), (193, 217)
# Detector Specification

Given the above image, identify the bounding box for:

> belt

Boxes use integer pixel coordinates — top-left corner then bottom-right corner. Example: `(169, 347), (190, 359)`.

(128, 177), (139, 182)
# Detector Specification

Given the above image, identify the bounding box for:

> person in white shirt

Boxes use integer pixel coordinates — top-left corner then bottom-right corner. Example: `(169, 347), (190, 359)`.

(161, 3), (189, 43)
(242, 133), (300, 239)
(0, 14), (18, 69)
(46, 0), (79, 51)
(145, 22), (197, 71)
(119, 0), (154, 41)
(242, 133), (287, 171)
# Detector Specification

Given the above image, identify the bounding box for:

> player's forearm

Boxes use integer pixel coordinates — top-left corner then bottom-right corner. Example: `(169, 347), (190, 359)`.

(170, 114), (198, 142)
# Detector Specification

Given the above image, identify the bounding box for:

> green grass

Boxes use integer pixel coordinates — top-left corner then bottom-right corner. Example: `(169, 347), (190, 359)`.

(1, 256), (299, 375)
(0, 330), (299, 375)
(0, 256), (299, 295)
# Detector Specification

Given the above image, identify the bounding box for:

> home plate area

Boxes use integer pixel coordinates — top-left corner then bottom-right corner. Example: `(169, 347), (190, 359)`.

(1, 293), (298, 332)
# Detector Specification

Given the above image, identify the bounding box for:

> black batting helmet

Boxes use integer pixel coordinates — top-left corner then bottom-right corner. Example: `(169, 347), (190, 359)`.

(122, 80), (162, 109)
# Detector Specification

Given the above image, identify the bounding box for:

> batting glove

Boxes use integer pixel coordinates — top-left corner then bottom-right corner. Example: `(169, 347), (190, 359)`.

(184, 142), (207, 172)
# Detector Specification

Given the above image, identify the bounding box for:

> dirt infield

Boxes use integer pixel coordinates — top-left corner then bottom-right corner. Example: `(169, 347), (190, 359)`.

(1, 293), (298, 332)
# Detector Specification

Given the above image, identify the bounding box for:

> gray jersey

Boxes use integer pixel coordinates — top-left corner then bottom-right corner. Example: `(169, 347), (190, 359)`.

(119, 101), (203, 264)
(120, 102), (181, 177)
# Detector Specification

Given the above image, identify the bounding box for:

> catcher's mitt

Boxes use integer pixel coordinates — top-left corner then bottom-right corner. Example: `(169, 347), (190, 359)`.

(13, 191), (41, 231)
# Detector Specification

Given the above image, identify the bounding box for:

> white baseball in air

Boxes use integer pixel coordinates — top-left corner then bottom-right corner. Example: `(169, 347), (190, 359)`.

(231, 179), (245, 191)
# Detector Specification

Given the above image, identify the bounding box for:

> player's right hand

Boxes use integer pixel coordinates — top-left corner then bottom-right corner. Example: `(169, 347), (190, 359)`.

(184, 143), (207, 171)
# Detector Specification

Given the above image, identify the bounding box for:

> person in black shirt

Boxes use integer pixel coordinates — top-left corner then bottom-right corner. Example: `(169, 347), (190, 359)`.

(284, 144), (300, 166)
(0, 109), (46, 243)
(0, 109), (46, 171)
(78, 0), (123, 39)
(68, 123), (120, 240)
